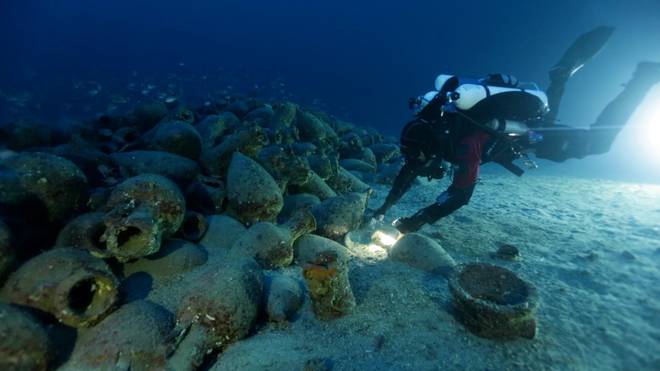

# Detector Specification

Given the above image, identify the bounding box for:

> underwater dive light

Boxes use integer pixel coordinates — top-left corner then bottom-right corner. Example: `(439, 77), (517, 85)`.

(634, 84), (660, 163)
(371, 229), (401, 248)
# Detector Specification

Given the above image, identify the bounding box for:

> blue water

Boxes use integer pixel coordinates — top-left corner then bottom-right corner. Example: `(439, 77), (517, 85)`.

(1, 0), (660, 181)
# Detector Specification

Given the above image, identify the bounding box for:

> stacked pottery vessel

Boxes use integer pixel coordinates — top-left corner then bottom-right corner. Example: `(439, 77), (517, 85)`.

(0, 96), (402, 370)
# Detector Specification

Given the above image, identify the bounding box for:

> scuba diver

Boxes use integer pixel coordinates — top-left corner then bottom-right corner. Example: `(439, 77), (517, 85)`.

(372, 26), (660, 234)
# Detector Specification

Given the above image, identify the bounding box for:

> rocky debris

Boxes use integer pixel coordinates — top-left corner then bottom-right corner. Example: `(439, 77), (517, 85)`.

(47, 139), (116, 186)
(279, 193), (321, 222)
(0, 152), (88, 223)
(86, 187), (111, 211)
(244, 105), (274, 124)
(199, 215), (247, 251)
(271, 101), (298, 127)
(295, 234), (356, 319)
(0, 93), (408, 369)
(327, 166), (371, 194)
(0, 219), (15, 284)
(339, 158), (377, 173)
(166, 105), (196, 124)
(312, 192), (368, 241)
(495, 243), (520, 260)
(56, 212), (110, 259)
(61, 300), (175, 370)
(226, 99), (251, 118)
(1, 247), (119, 327)
(200, 126), (268, 176)
(306, 153), (339, 180)
(177, 211), (209, 242)
(389, 233), (456, 277)
(123, 239), (208, 280)
(1, 119), (57, 151)
(354, 147), (378, 168)
(229, 209), (316, 268)
(291, 141), (317, 156)
(257, 144), (311, 191)
(338, 132), (363, 158)
(369, 143), (400, 164)
(168, 258), (264, 370)
(265, 272), (305, 323)
(131, 101), (169, 131)
(100, 174), (186, 262)
(449, 263), (539, 340)
(87, 125), (143, 155)
(144, 120), (203, 160)
(291, 170), (337, 200)
(226, 152), (283, 224)
(185, 175), (226, 215)
(0, 303), (53, 371)
(376, 161), (403, 184)
(296, 110), (338, 146)
(194, 114), (227, 149)
(111, 150), (200, 187)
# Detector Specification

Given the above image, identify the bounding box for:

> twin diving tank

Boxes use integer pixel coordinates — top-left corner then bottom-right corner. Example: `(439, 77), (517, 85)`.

(415, 73), (550, 137)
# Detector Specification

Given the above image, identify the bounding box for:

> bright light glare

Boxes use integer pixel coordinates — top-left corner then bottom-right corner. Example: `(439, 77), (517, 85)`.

(371, 229), (401, 248)
(367, 243), (386, 253)
(635, 84), (660, 163)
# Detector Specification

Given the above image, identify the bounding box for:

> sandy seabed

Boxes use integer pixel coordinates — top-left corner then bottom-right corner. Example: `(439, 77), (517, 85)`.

(124, 173), (660, 371)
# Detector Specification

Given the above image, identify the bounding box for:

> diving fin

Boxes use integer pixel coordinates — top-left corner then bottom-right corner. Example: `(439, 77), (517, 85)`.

(545, 26), (615, 124)
(550, 26), (615, 79)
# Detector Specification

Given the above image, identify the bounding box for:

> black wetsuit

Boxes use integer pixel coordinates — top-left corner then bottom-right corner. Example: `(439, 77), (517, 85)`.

(376, 63), (660, 233)
(376, 95), (493, 233)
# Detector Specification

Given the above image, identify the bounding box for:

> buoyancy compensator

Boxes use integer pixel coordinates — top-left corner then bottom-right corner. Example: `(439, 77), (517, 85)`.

(434, 73), (549, 122)
(408, 73), (551, 176)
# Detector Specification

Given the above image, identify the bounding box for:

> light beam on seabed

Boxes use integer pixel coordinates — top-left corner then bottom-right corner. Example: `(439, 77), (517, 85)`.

(371, 229), (400, 248)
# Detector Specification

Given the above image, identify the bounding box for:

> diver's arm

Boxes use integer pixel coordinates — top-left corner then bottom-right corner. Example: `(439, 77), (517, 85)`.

(393, 131), (488, 233)
(373, 158), (420, 217)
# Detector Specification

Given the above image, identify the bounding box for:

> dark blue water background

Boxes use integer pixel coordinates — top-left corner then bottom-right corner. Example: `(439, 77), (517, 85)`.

(1, 0), (659, 181)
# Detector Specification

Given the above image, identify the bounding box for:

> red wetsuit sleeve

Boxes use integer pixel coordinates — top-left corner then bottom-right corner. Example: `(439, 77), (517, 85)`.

(451, 131), (491, 189)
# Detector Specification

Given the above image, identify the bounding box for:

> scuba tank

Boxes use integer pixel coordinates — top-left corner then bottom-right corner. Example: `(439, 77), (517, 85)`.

(435, 73), (549, 116)
(408, 73), (550, 176)
(484, 118), (529, 136)
(452, 83), (548, 111)
(412, 78), (546, 138)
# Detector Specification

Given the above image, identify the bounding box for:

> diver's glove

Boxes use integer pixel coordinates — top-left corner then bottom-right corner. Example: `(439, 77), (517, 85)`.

(392, 216), (424, 234)
(392, 201), (453, 234)
(362, 208), (385, 228)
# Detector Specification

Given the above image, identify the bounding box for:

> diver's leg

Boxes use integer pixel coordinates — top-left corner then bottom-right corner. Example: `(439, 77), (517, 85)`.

(535, 62), (660, 162)
(588, 62), (660, 155)
(394, 132), (487, 233)
(546, 26), (615, 124)
(546, 68), (571, 124)
(533, 126), (591, 161)
(394, 185), (474, 234)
